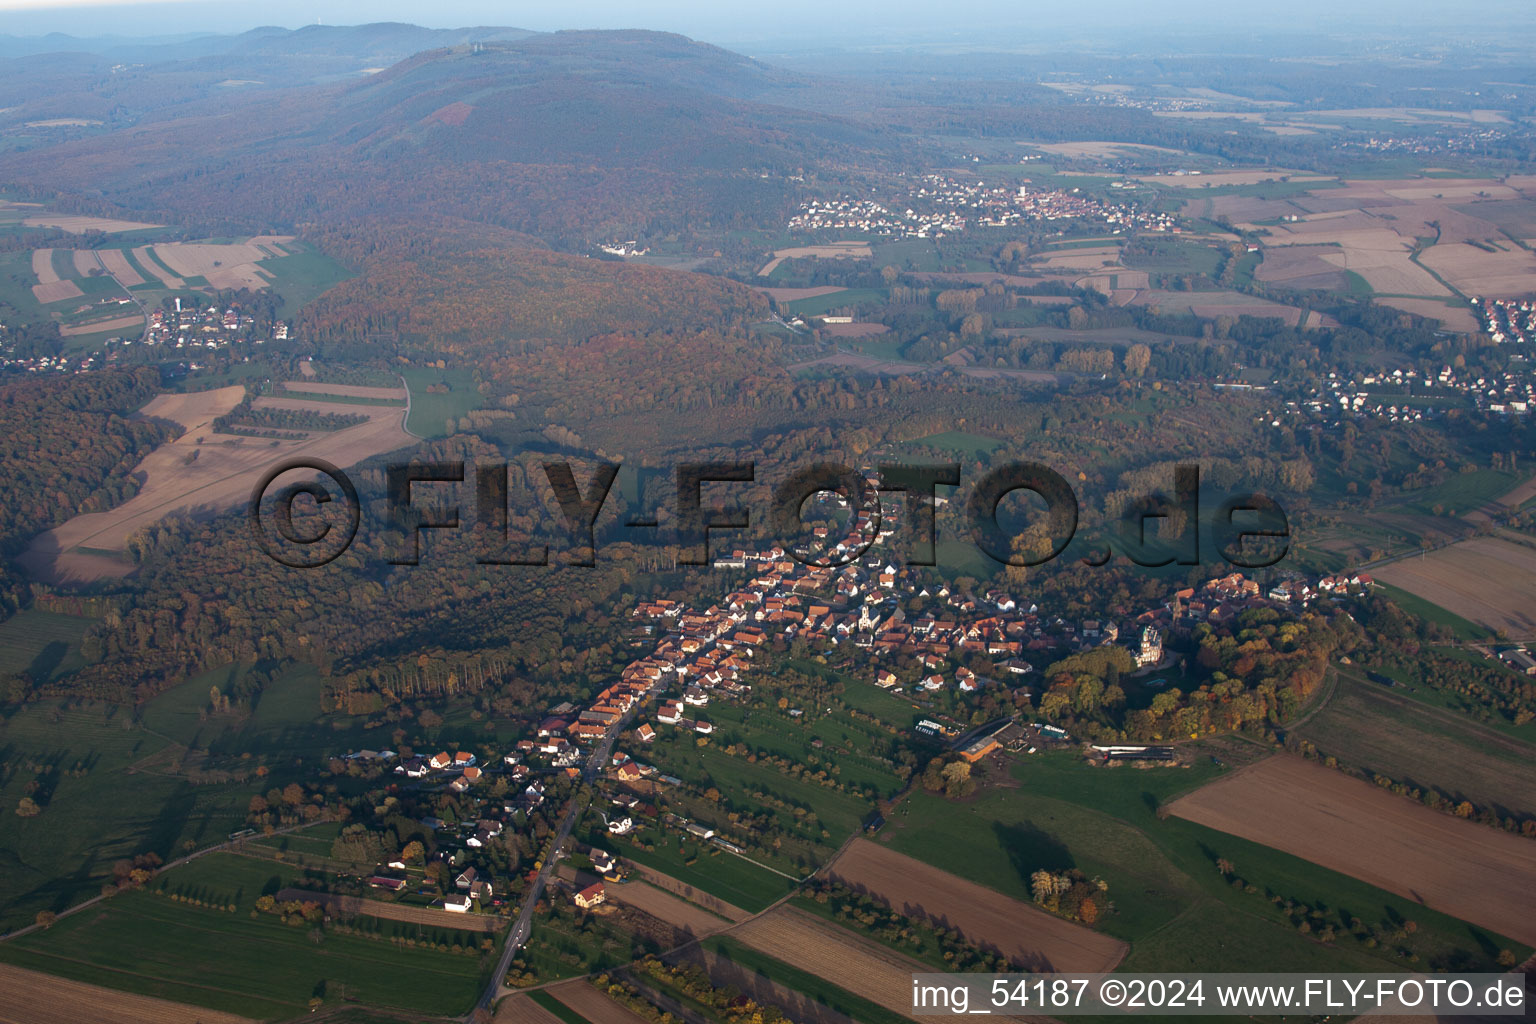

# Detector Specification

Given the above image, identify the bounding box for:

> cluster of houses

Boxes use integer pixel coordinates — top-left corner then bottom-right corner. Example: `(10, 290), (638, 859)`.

(1477, 296), (1535, 346)
(785, 174), (1172, 240)
(1280, 358), (1535, 426)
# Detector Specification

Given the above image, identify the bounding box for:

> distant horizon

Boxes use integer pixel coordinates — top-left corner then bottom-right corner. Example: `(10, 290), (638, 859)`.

(1, 0), (1533, 54)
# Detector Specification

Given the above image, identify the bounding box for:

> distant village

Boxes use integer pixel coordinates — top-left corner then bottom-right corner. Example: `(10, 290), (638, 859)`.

(0, 297), (288, 374)
(320, 478), (1382, 919)
(786, 174), (1174, 239)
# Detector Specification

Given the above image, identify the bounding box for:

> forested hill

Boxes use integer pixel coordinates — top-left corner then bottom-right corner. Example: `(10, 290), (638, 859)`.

(0, 30), (910, 246)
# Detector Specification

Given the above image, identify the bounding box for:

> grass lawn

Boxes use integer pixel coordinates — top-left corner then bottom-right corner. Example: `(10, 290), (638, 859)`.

(0, 701), (253, 934)
(599, 830), (796, 913)
(703, 936), (909, 1024)
(260, 245), (354, 318)
(531, 989), (591, 1023)
(0, 884), (485, 1019)
(403, 367), (483, 438)
(1296, 667), (1536, 818)
(783, 288), (886, 317)
(0, 609), (95, 679)
(881, 752), (1525, 972)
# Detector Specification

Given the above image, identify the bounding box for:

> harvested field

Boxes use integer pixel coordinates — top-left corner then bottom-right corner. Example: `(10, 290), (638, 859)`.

(30, 249), (59, 285)
(132, 245), (183, 288)
(19, 386), (415, 583)
(547, 980), (653, 1024)
(492, 993), (566, 1024)
(1294, 671), (1536, 820)
(1137, 170), (1332, 188)
(95, 249), (145, 287)
(1375, 297), (1480, 332)
(61, 314), (142, 337)
(21, 213), (160, 233)
(1167, 754), (1536, 945)
(606, 881), (732, 938)
(623, 863), (749, 921)
(731, 906), (930, 1020)
(279, 381), (407, 401)
(272, 888), (501, 932)
(0, 962), (254, 1024)
(30, 280), (82, 303)
(70, 249), (101, 277)
(759, 242), (871, 276)
(1372, 536), (1536, 635)
(152, 241), (281, 291)
(1033, 248), (1123, 270)
(1255, 245), (1350, 289)
(1030, 141), (1186, 158)
(1420, 243), (1536, 298)
(756, 286), (846, 302)
(827, 839), (1126, 973)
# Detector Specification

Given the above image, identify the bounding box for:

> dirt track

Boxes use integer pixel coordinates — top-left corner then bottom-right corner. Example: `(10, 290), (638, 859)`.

(1168, 754), (1536, 945)
(828, 838), (1127, 973)
(0, 962), (254, 1024)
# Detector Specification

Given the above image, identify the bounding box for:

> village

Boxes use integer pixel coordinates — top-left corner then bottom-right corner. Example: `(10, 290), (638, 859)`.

(303, 475), (1383, 928)
(0, 298), (286, 374)
(785, 173), (1175, 239)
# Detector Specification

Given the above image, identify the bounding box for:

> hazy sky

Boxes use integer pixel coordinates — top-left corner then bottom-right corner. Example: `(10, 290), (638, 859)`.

(0, 0), (1528, 49)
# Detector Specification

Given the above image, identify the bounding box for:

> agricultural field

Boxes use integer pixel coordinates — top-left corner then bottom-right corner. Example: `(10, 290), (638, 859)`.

(0, 962), (253, 1024)
(604, 879), (734, 937)
(402, 367), (483, 438)
(881, 753), (1525, 973)
(545, 980), (652, 1024)
(1371, 536), (1536, 636)
(758, 242), (872, 277)
(0, 609), (94, 679)
(602, 833), (796, 914)
(20, 383), (415, 583)
(0, 877), (486, 1019)
(1167, 754), (1536, 946)
(619, 863), (751, 922)
(0, 702), (253, 934)
(826, 838), (1126, 973)
(721, 908), (942, 1023)
(1294, 667), (1536, 816)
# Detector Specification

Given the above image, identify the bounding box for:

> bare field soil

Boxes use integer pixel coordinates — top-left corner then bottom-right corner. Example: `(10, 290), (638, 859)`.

(20, 387), (414, 583)
(1168, 754), (1536, 946)
(759, 242), (871, 276)
(492, 994), (566, 1024)
(151, 241), (284, 291)
(280, 381), (407, 401)
(755, 286), (847, 301)
(607, 881), (732, 938)
(132, 245), (183, 288)
(1371, 536), (1536, 635)
(272, 888), (501, 932)
(70, 249), (100, 277)
(1375, 297), (1480, 332)
(95, 249), (145, 287)
(732, 906), (933, 1021)
(1137, 170), (1331, 188)
(31, 280), (82, 303)
(0, 963), (255, 1024)
(21, 213), (161, 233)
(1294, 673), (1536, 820)
(624, 863), (749, 921)
(828, 838), (1127, 973)
(1421, 243), (1536, 298)
(548, 980), (654, 1024)
(61, 314), (143, 337)
(30, 248), (59, 283)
